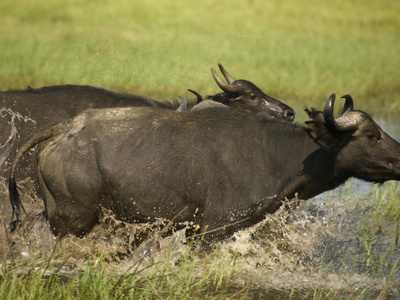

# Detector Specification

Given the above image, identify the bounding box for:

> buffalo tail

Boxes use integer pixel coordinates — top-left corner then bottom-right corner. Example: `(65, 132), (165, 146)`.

(9, 127), (55, 226)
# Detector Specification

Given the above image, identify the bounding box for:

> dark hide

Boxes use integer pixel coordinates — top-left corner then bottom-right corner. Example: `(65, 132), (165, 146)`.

(10, 94), (400, 243)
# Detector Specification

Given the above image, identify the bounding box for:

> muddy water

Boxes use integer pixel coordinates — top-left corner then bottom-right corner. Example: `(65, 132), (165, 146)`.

(0, 115), (399, 298)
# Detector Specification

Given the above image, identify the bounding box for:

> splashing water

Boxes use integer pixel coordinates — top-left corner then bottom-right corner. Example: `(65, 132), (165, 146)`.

(0, 109), (18, 168)
(0, 108), (36, 168)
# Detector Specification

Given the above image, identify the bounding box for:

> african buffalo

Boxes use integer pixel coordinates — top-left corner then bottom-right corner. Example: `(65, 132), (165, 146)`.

(9, 93), (400, 244)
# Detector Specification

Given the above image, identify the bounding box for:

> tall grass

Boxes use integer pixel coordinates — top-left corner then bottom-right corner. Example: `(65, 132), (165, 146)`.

(0, 240), (247, 299)
(0, 0), (399, 113)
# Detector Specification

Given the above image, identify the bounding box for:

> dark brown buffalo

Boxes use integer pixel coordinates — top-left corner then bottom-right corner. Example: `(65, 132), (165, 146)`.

(9, 93), (400, 244)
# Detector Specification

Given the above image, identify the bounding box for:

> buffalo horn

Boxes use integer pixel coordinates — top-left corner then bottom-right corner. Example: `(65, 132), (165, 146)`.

(187, 88), (204, 104)
(323, 93), (361, 131)
(211, 68), (241, 94)
(340, 94), (354, 114)
(218, 63), (235, 84)
(176, 96), (188, 112)
(323, 93), (337, 129)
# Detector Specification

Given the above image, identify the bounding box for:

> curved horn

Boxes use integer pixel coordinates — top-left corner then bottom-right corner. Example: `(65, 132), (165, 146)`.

(323, 93), (337, 129)
(218, 63), (235, 84)
(323, 93), (360, 131)
(176, 96), (188, 112)
(211, 68), (240, 94)
(340, 94), (354, 115)
(187, 88), (204, 104)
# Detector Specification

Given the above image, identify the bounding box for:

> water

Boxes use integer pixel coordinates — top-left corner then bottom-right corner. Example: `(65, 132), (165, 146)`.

(0, 115), (399, 298)
(0, 108), (20, 168)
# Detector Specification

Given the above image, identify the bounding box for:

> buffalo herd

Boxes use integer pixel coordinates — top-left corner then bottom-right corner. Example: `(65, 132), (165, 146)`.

(2, 65), (400, 246)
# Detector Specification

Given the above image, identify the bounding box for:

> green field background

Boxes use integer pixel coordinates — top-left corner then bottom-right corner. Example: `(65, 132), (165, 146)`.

(1, 0), (399, 116)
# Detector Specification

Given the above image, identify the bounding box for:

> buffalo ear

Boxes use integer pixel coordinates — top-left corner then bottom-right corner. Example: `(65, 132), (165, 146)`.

(304, 108), (340, 149)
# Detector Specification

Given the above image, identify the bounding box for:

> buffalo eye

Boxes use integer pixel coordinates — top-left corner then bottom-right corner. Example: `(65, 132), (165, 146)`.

(367, 133), (379, 141)
(250, 93), (257, 100)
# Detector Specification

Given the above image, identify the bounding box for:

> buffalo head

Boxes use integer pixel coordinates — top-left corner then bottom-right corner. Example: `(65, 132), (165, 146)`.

(306, 93), (400, 184)
(209, 64), (295, 122)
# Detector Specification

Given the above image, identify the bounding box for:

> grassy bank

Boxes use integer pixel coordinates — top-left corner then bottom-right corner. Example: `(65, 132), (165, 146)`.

(1, 0), (400, 114)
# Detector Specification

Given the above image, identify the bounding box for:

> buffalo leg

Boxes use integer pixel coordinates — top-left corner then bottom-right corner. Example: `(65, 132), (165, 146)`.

(38, 171), (99, 237)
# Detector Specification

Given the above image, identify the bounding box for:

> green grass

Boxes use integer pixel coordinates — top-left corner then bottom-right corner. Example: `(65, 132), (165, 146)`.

(358, 181), (400, 276)
(1, 0), (400, 115)
(0, 240), (248, 300)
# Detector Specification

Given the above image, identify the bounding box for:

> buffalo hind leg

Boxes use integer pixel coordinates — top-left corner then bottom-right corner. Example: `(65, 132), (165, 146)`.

(38, 172), (99, 238)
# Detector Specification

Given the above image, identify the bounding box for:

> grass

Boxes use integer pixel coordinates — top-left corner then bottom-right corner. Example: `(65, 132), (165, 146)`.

(0, 237), (247, 299)
(358, 182), (400, 278)
(1, 0), (400, 115)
